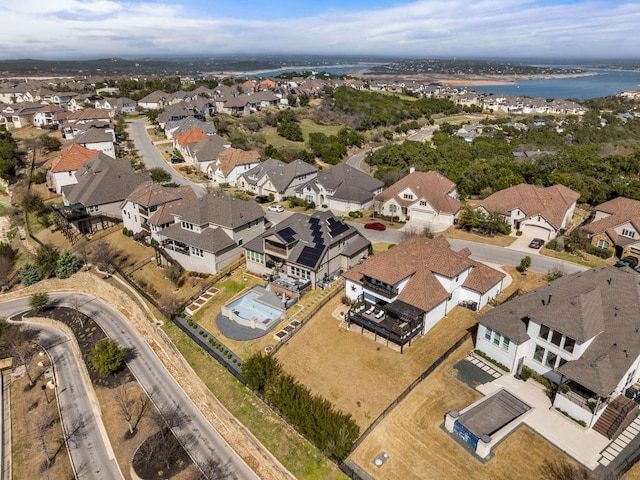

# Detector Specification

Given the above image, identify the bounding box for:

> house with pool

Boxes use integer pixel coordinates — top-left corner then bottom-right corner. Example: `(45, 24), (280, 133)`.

(243, 211), (370, 294)
(343, 236), (505, 352)
(475, 266), (640, 439)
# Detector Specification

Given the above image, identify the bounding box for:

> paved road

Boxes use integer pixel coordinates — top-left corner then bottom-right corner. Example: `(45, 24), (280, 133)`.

(1, 295), (259, 480)
(127, 118), (207, 197)
(0, 301), (122, 480)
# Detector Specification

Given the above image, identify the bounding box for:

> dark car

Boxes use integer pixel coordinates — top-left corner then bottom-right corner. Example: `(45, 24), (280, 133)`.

(170, 157), (184, 164)
(528, 238), (545, 249)
(364, 222), (386, 231)
(255, 195), (269, 204)
(622, 256), (639, 268)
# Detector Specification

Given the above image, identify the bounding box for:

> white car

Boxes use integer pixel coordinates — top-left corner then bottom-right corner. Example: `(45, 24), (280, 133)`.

(267, 204), (284, 212)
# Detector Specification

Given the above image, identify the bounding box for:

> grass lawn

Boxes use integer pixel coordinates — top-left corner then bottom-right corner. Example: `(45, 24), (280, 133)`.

(440, 226), (516, 247)
(161, 320), (346, 480)
(540, 248), (610, 268)
(259, 118), (343, 150)
(348, 337), (581, 480)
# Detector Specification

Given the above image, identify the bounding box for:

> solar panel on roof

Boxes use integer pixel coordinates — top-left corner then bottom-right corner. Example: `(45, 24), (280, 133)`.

(277, 226), (296, 243)
(327, 217), (349, 237)
(297, 245), (322, 268)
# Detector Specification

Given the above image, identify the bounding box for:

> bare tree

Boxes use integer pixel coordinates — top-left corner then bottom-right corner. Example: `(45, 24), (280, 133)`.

(69, 296), (85, 328)
(0, 255), (15, 290)
(112, 383), (150, 435)
(197, 458), (234, 480)
(2, 326), (38, 384)
(89, 241), (119, 272)
(34, 412), (58, 470)
(400, 224), (434, 242)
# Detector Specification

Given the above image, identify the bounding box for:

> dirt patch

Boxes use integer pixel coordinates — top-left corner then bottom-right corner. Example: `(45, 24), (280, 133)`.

(348, 338), (580, 479)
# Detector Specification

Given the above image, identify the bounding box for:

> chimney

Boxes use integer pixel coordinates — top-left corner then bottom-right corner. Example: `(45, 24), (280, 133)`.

(607, 277), (612, 285)
(547, 294), (552, 305)
(409, 165), (415, 174)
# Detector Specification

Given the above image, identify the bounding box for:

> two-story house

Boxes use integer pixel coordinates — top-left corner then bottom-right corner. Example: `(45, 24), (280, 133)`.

(581, 196), (640, 261)
(157, 193), (266, 275)
(295, 163), (383, 213)
(47, 144), (99, 194)
(374, 170), (461, 229)
(237, 158), (318, 201)
(72, 127), (115, 158)
(121, 182), (197, 242)
(478, 183), (580, 240)
(182, 133), (231, 174)
(475, 266), (640, 439)
(343, 236), (505, 352)
(244, 210), (371, 290)
(207, 148), (261, 186)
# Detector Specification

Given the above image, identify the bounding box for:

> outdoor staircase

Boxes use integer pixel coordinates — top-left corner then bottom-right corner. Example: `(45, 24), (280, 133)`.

(593, 395), (638, 439)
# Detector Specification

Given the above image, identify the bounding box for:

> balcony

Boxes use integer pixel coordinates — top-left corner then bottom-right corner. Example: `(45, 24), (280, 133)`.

(556, 381), (609, 414)
(362, 279), (398, 299)
(264, 242), (287, 257)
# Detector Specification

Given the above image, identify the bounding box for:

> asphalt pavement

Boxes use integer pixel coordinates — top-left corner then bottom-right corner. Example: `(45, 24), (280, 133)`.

(127, 118), (207, 197)
(0, 300), (123, 480)
(0, 295), (259, 480)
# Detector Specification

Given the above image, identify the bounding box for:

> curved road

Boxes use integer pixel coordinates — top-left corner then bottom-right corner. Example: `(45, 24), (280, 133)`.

(127, 118), (206, 197)
(1, 295), (259, 480)
(2, 308), (122, 479)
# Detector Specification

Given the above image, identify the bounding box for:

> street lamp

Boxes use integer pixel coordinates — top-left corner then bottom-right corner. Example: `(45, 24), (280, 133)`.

(41, 384), (50, 403)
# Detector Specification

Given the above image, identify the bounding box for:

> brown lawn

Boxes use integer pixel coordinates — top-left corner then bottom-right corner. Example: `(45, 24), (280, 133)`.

(440, 226), (516, 247)
(348, 337), (582, 480)
(625, 463), (640, 480)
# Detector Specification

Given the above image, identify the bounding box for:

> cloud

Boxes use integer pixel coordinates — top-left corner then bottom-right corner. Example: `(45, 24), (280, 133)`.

(0, 0), (638, 59)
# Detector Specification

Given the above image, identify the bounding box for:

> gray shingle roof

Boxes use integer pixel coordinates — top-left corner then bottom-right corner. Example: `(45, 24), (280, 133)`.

(158, 221), (236, 253)
(173, 192), (264, 229)
(296, 163), (383, 203)
(73, 127), (113, 145)
(478, 266), (640, 396)
(186, 134), (230, 163)
(241, 158), (317, 193)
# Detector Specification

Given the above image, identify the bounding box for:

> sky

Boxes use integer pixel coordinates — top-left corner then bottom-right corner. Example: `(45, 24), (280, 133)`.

(1, 0), (639, 60)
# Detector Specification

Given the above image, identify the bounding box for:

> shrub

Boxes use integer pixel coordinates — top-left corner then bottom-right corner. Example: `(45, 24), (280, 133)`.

(473, 350), (510, 372)
(31, 170), (46, 184)
(90, 339), (126, 376)
(19, 263), (42, 286)
(55, 250), (82, 279)
(520, 365), (533, 381)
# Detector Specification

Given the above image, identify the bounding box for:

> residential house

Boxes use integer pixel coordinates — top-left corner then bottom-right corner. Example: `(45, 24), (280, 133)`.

(244, 210), (371, 290)
(237, 158), (318, 201)
(182, 134), (230, 173)
(344, 236), (505, 352)
(95, 97), (136, 114)
(218, 95), (251, 116)
(0, 84), (33, 104)
(47, 144), (99, 194)
(158, 104), (193, 129)
(173, 128), (210, 157)
(33, 105), (67, 129)
(479, 183), (580, 240)
(581, 196), (640, 260)
(59, 153), (149, 233)
(158, 193), (266, 275)
(207, 148), (261, 186)
(164, 116), (216, 140)
(61, 108), (112, 138)
(73, 127), (115, 157)
(374, 170), (461, 228)
(8, 102), (43, 129)
(137, 90), (167, 110)
(49, 92), (79, 106)
(121, 182), (197, 242)
(475, 266), (640, 438)
(295, 163), (384, 213)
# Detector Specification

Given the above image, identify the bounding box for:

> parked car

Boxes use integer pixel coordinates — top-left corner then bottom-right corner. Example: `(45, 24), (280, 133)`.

(255, 195), (269, 204)
(528, 238), (545, 249)
(622, 256), (639, 268)
(364, 222), (386, 231)
(170, 157), (184, 164)
(267, 204), (284, 213)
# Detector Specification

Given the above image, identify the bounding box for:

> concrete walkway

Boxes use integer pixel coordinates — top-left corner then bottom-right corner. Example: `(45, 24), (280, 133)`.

(477, 374), (609, 470)
(505, 233), (542, 255)
(598, 415), (640, 468)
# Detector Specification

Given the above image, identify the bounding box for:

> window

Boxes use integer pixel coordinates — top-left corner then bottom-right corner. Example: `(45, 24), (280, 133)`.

(545, 351), (558, 369)
(247, 250), (264, 264)
(484, 327), (492, 340)
(389, 204), (397, 213)
(191, 247), (204, 257)
(403, 193), (414, 200)
(534, 345), (545, 363)
(502, 337), (510, 351)
(622, 229), (636, 238)
(493, 332), (501, 346)
(238, 239), (243, 246)
(551, 330), (562, 347)
(597, 239), (609, 249)
(539, 324), (550, 341)
(419, 200), (427, 206)
(563, 337), (575, 353)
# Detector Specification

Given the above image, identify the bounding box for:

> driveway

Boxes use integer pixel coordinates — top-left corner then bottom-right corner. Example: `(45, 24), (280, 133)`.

(127, 118), (207, 197)
(1, 295), (259, 480)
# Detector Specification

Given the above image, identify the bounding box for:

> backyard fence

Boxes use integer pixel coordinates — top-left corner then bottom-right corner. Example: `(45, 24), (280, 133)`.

(346, 332), (472, 456)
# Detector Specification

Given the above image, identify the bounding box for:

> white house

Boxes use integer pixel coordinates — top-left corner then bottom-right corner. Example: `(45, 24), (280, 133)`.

(475, 266), (640, 439)
(73, 127), (115, 158)
(479, 183), (580, 240)
(344, 236), (505, 352)
(374, 170), (461, 228)
(237, 158), (318, 202)
(207, 148), (261, 186)
(47, 144), (99, 194)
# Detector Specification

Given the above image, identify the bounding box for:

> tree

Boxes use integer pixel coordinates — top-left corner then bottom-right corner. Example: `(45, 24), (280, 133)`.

(400, 225), (434, 242)
(22, 192), (45, 214)
(39, 134), (61, 153)
(112, 383), (150, 435)
(540, 459), (596, 480)
(298, 94), (310, 107)
(29, 293), (49, 312)
(1, 326), (37, 383)
(18, 263), (42, 286)
(90, 339), (126, 376)
(0, 130), (19, 181)
(55, 250), (82, 279)
(89, 240), (119, 272)
(519, 256), (532, 273)
(34, 243), (60, 279)
(165, 265), (182, 287)
(149, 167), (172, 183)
(242, 353), (281, 393)
(277, 122), (303, 142)
(0, 255), (14, 290)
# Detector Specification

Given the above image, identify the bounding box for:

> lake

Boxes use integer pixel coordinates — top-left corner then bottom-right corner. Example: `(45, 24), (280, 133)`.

(467, 69), (640, 101)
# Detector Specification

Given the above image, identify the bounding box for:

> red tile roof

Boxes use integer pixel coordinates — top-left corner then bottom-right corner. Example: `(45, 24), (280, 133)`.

(174, 128), (208, 148)
(50, 143), (98, 173)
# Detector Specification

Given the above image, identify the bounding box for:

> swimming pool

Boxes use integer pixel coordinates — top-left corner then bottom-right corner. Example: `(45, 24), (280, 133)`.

(222, 286), (285, 331)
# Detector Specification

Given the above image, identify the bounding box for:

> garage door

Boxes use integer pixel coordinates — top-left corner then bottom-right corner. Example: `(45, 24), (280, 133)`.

(521, 224), (553, 240)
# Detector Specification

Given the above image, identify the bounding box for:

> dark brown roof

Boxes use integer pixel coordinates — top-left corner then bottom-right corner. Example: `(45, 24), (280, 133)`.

(582, 197), (640, 238)
(478, 266), (640, 396)
(375, 171), (461, 214)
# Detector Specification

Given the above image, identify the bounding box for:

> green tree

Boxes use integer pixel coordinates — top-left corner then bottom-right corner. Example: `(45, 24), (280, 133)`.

(263, 144), (285, 161)
(55, 250), (82, 279)
(519, 256), (532, 273)
(39, 134), (61, 152)
(29, 293), (49, 312)
(22, 192), (45, 214)
(34, 244), (60, 279)
(90, 339), (126, 376)
(298, 94), (310, 107)
(242, 353), (281, 393)
(18, 263), (42, 286)
(149, 167), (172, 183)
(277, 122), (303, 142)
(0, 130), (19, 181)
